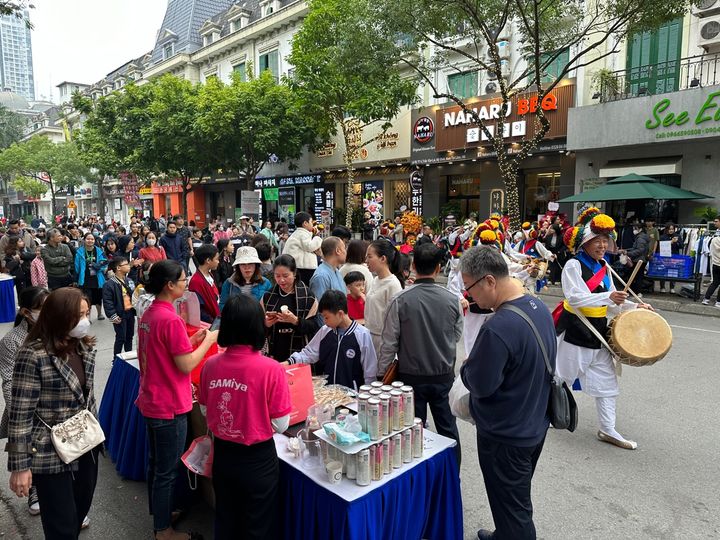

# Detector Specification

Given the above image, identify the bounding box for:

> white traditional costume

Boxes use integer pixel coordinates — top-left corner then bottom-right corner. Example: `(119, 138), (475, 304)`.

(555, 208), (639, 449)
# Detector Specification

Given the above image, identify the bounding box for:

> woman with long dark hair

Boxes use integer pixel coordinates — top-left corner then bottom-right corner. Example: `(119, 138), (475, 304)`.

(75, 232), (107, 321)
(364, 239), (404, 356)
(340, 239), (373, 294)
(137, 260), (217, 540)
(199, 295), (290, 539)
(7, 287), (99, 538)
(262, 255), (318, 362)
(214, 238), (235, 290)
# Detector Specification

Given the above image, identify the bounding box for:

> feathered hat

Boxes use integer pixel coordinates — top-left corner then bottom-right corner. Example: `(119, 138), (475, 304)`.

(563, 207), (617, 253)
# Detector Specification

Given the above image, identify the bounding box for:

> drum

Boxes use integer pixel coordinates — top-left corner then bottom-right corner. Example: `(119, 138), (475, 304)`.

(608, 309), (672, 367)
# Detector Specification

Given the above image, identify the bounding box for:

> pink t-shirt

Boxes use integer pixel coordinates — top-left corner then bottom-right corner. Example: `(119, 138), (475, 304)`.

(135, 300), (194, 419)
(199, 345), (291, 446)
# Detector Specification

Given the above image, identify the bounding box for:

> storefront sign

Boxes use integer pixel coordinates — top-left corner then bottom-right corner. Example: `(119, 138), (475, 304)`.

(151, 180), (184, 194)
(434, 83), (574, 152)
(413, 117), (435, 144)
(645, 91), (720, 137)
(254, 174), (322, 189)
(120, 173), (141, 206)
(316, 143), (337, 158)
(363, 182), (383, 224)
(409, 171), (423, 215)
(240, 190), (261, 219)
(325, 189), (334, 225)
(313, 187), (326, 219)
(376, 131), (400, 150)
(489, 189), (504, 214)
(139, 187), (152, 196)
(264, 187), (279, 201)
(278, 187), (295, 206)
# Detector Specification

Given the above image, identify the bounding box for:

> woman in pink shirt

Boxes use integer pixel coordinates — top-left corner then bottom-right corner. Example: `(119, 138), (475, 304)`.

(136, 260), (218, 540)
(199, 294), (291, 540)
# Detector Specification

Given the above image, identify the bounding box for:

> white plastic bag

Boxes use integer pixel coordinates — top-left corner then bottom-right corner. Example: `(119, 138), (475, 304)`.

(449, 375), (475, 425)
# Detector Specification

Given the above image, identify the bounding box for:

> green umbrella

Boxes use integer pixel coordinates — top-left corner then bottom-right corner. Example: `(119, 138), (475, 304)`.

(559, 173), (713, 202)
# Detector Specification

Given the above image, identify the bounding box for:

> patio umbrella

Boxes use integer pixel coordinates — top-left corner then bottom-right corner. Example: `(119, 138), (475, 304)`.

(559, 173), (713, 202)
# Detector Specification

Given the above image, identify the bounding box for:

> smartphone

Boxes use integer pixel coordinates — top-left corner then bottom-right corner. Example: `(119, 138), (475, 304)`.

(210, 317), (221, 332)
(266, 311), (278, 316)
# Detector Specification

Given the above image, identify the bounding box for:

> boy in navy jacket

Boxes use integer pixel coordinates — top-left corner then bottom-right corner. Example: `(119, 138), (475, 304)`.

(287, 290), (377, 390)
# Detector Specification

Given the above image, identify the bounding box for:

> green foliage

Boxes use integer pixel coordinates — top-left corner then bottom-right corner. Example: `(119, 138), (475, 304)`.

(0, 136), (89, 215)
(426, 215), (442, 234)
(0, 105), (25, 150)
(694, 206), (719, 222)
(0, 2), (33, 28)
(11, 175), (47, 200)
(195, 71), (316, 190)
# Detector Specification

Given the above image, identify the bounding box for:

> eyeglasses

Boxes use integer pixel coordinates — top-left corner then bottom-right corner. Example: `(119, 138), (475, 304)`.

(464, 275), (491, 293)
(174, 278), (188, 283)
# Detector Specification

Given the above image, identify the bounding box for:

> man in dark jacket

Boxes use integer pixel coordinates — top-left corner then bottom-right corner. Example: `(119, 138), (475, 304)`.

(102, 257), (136, 355)
(41, 229), (74, 290)
(617, 223), (650, 293)
(0, 220), (35, 271)
(379, 243), (463, 462)
(460, 246), (555, 540)
(159, 222), (184, 266)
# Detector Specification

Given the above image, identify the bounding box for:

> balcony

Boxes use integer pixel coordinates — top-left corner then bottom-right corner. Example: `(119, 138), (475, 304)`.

(593, 53), (720, 102)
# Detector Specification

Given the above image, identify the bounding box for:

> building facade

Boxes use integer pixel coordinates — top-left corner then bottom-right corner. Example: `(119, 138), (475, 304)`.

(0, 11), (34, 100)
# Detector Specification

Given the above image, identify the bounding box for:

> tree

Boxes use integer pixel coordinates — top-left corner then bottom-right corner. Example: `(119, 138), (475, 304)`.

(11, 176), (46, 215)
(0, 136), (89, 217)
(0, 1), (33, 28)
(0, 105), (25, 150)
(196, 70), (317, 191)
(372, 0), (694, 228)
(289, 0), (419, 228)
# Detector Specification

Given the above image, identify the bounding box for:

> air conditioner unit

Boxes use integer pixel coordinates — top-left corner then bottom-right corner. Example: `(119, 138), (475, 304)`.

(500, 59), (510, 77)
(694, 0), (720, 17)
(485, 82), (498, 94)
(699, 16), (720, 50)
(496, 40), (511, 59)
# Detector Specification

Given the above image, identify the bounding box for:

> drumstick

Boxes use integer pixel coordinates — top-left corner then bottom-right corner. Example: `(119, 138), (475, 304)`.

(622, 262), (643, 293)
(608, 266), (645, 304)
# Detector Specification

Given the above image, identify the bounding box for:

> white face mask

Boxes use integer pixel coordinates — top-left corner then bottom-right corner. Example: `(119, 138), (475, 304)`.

(147, 239), (156, 246)
(108, 228), (115, 234)
(69, 317), (91, 339)
(29, 309), (40, 322)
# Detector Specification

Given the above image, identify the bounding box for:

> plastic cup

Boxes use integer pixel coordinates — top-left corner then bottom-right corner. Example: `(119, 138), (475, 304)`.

(326, 460), (343, 484)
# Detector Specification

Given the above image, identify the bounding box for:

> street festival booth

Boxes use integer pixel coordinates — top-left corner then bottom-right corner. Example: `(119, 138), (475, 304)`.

(98, 300), (462, 539)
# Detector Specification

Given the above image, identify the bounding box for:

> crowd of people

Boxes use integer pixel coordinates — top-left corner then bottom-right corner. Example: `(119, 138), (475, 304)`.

(0, 206), (715, 540)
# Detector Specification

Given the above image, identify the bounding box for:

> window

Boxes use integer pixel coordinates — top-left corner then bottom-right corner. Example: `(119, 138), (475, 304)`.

(539, 48), (570, 83)
(233, 62), (247, 82)
(259, 50), (279, 81)
(524, 171), (560, 221)
(203, 35), (211, 47)
(163, 43), (174, 60)
(230, 21), (238, 33)
(447, 71), (478, 99)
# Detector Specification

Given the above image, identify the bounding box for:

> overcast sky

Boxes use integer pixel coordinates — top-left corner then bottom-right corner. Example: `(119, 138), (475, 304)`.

(30, 0), (168, 102)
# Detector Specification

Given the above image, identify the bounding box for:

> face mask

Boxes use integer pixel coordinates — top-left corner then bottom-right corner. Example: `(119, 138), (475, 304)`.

(29, 309), (40, 322)
(69, 317), (91, 339)
(147, 239), (156, 246)
(108, 228), (115, 234)
(633, 228), (640, 235)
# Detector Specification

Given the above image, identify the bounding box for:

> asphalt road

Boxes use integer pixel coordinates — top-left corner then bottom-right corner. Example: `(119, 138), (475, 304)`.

(1, 302), (718, 539)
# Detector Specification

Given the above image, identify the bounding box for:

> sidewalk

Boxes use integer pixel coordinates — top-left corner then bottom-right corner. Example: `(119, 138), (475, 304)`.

(435, 274), (720, 318)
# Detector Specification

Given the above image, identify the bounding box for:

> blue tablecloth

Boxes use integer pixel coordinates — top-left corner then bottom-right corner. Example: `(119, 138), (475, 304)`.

(279, 443), (463, 540)
(98, 357), (148, 481)
(0, 278), (15, 323)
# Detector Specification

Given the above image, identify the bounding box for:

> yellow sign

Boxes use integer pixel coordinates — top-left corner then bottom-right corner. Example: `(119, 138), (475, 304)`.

(139, 187), (152, 195)
(67, 200), (77, 209)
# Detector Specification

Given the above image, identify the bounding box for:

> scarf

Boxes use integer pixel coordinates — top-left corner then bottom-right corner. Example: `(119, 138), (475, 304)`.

(189, 270), (220, 319)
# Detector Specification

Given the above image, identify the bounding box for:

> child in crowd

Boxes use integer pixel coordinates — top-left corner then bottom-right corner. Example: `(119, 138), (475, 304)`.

(286, 290), (377, 390)
(102, 256), (136, 356)
(29, 246), (47, 289)
(344, 271), (366, 324)
(255, 241), (274, 283)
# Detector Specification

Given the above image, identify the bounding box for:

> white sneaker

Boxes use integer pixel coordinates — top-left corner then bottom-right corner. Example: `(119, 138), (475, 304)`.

(714, 302), (720, 309)
(660, 287), (667, 293)
(81, 516), (90, 529)
(702, 298), (710, 305)
(669, 288), (675, 294)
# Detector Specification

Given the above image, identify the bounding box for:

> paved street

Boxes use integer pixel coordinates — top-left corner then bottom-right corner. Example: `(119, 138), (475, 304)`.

(1, 300), (719, 539)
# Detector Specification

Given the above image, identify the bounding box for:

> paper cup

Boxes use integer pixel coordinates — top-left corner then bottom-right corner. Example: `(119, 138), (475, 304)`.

(326, 460), (343, 484)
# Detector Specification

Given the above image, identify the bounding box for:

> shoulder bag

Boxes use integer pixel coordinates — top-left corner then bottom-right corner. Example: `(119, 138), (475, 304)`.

(502, 304), (578, 432)
(36, 407), (105, 464)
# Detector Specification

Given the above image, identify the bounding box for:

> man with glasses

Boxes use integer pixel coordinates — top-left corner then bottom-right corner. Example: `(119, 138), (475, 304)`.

(460, 245), (555, 540)
(378, 243), (463, 464)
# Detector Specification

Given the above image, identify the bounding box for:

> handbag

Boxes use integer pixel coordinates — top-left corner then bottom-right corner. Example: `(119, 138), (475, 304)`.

(36, 408), (106, 464)
(382, 359), (398, 385)
(502, 305), (578, 432)
(181, 434), (214, 479)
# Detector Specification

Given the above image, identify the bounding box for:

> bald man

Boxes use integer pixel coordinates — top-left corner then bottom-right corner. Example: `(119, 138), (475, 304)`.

(309, 236), (348, 326)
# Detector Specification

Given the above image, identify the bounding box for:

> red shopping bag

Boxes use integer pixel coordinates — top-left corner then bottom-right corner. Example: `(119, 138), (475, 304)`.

(181, 434), (213, 478)
(284, 364), (315, 426)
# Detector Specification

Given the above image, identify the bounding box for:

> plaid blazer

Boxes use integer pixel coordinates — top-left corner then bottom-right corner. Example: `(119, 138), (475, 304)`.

(5, 339), (98, 474)
(0, 319), (30, 439)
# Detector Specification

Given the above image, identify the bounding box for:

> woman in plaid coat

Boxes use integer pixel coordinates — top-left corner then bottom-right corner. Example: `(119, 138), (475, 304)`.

(6, 287), (99, 539)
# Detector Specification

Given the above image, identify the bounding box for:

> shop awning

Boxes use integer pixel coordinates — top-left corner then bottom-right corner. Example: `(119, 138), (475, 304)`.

(598, 159), (682, 178)
(559, 173), (713, 203)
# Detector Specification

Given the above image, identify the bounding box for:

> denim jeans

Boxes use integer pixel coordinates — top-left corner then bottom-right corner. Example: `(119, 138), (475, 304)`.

(145, 414), (187, 532)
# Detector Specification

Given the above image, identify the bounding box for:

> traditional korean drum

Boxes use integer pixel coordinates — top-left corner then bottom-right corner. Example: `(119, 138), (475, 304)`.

(608, 309), (672, 367)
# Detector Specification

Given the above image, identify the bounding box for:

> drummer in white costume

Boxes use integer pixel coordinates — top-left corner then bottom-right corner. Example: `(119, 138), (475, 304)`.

(556, 208), (654, 450)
